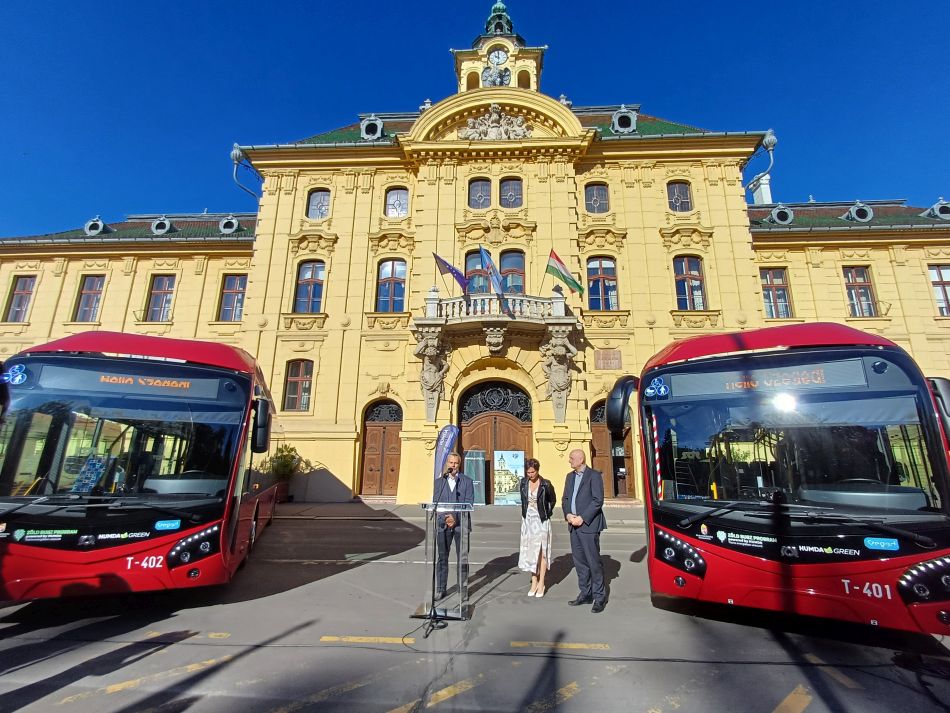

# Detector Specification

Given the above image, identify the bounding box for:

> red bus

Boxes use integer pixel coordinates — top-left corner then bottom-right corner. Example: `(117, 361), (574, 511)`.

(607, 322), (950, 635)
(0, 331), (276, 600)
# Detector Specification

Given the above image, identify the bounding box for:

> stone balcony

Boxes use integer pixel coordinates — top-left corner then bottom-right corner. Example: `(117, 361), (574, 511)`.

(412, 285), (580, 355)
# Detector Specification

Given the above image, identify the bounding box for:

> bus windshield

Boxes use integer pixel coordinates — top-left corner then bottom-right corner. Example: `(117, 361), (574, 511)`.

(644, 350), (949, 519)
(0, 355), (251, 503)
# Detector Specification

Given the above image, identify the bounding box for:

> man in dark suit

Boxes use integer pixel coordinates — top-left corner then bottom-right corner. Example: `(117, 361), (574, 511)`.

(432, 452), (475, 600)
(562, 448), (607, 612)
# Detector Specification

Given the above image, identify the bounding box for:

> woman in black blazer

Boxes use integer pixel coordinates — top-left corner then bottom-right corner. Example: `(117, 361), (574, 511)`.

(518, 458), (556, 597)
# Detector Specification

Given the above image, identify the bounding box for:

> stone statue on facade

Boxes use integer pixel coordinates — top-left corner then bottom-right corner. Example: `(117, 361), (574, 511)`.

(458, 103), (532, 141)
(540, 329), (578, 423)
(415, 333), (451, 421)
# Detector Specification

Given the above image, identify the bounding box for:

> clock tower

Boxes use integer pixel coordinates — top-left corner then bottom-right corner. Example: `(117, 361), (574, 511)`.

(453, 2), (546, 93)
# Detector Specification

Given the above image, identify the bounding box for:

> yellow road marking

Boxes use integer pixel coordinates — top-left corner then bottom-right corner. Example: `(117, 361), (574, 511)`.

(267, 658), (426, 713)
(386, 663), (519, 713)
(320, 635), (414, 645)
(57, 656), (233, 704)
(524, 682), (581, 712)
(772, 684), (812, 713)
(803, 653), (862, 689)
(510, 641), (610, 650)
(208, 632), (231, 639)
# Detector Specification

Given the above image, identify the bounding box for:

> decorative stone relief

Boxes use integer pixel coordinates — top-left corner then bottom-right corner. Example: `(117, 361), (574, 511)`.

(457, 104), (532, 141)
(581, 311), (630, 329)
(83, 260), (110, 269)
(670, 310), (721, 329)
(368, 232), (416, 255)
(703, 162), (723, 186)
(456, 210), (536, 247)
(805, 247), (825, 267)
(15, 261), (40, 270)
(153, 259), (179, 269)
(194, 257), (206, 275)
(755, 250), (789, 262)
(840, 249), (871, 260)
(540, 325), (578, 424)
(889, 245), (909, 266)
(926, 247), (950, 258)
(289, 234), (339, 255)
(659, 225), (713, 251)
(483, 325), (508, 354)
(123, 257), (137, 275)
(366, 312), (411, 330)
(281, 314), (329, 331)
(414, 330), (452, 422)
(576, 227), (627, 251)
(224, 258), (251, 268)
(52, 258), (66, 277)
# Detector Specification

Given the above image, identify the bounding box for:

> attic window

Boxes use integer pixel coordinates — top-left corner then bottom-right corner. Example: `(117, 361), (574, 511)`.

(219, 215), (240, 234)
(151, 216), (175, 235)
(84, 216), (110, 236)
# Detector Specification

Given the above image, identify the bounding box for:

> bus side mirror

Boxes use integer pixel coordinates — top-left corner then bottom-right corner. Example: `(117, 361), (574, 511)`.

(928, 378), (950, 440)
(252, 398), (271, 453)
(606, 375), (639, 437)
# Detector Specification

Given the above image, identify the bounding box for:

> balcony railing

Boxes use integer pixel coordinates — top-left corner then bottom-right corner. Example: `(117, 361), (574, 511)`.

(422, 287), (568, 323)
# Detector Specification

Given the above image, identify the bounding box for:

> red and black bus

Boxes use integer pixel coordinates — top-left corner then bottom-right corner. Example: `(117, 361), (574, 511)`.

(607, 322), (950, 635)
(0, 331), (276, 600)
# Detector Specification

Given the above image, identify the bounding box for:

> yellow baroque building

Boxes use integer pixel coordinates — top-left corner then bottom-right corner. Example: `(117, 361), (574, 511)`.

(2, 3), (949, 505)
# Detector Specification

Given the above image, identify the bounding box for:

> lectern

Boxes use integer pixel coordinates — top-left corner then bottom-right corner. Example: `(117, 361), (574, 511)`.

(412, 502), (473, 632)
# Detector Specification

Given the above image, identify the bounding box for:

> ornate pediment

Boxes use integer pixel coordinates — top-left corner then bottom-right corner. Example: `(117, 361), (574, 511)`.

(457, 103), (532, 140)
(280, 313), (329, 331)
(456, 210), (536, 246)
(659, 216), (714, 251)
(368, 231), (416, 255)
(576, 227), (628, 252)
(580, 310), (630, 329)
(365, 312), (412, 329)
(289, 233), (339, 256)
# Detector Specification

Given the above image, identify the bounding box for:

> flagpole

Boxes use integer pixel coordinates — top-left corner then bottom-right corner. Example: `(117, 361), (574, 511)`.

(538, 251), (550, 295)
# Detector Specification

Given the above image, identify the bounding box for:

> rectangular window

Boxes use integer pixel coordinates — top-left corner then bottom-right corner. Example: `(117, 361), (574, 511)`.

(146, 275), (176, 322)
(930, 265), (950, 316)
(218, 274), (247, 322)
(843, 266), (877, 318)
(5, 275), (36, 323)
(74, 275), (105, 322)
(283, 360), (313, 411)
(760, 268), (793, 319)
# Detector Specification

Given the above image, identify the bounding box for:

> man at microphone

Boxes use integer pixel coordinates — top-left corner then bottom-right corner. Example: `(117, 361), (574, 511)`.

(432, 452), (474, 600)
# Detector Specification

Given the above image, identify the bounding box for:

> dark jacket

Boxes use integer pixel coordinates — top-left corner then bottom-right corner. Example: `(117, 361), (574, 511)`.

(561, 466), (607, 533)
(520, 477), (556, 522)
(432, 473), (475, 531)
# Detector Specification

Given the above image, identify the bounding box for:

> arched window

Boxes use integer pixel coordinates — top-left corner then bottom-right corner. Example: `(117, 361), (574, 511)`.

(466, 72), (479, 90)
(587, 257), (619, 310)
(585, 183), (609, 214)
(499, 178), (523, 209)
(376, 259), (406, 312)
(283, 360), (313, 412)
(674, 256), (706, 310)
(306, 189), (331, 219)
(667, 182), (693, 212)
(294, 261), (325, 313)
(465, 251), (490, 294)
(517, 70), (531, 89)
(384, 187), (409, 218)
(468, 178), (491, 210)
(500, 250), (525, 294)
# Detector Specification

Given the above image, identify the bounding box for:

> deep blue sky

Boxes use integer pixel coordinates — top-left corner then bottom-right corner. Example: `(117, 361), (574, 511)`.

(2, 1), (948, 236)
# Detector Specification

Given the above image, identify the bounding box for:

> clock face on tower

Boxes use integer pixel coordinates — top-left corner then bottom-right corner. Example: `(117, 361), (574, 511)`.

(488, 48), (508, 65)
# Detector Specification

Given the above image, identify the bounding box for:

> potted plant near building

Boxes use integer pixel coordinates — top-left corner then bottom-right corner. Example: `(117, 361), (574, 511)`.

(261, 444), (312, 503)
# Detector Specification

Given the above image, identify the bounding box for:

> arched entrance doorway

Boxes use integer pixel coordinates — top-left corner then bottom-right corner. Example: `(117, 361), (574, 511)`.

(459, 382), (532, 504)
(360, 400), (403, 497)
(591, 400), (636, 498)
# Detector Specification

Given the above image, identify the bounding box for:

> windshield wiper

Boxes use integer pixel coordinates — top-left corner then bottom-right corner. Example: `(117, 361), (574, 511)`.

(108, 498), (218, 524)
(676, 500), (772, 528)
(745, 509), (937, 549)
(0, 496), (51, 517)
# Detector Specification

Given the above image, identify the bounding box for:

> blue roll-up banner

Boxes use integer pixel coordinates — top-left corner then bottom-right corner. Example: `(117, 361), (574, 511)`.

(433, 424), (460, 479)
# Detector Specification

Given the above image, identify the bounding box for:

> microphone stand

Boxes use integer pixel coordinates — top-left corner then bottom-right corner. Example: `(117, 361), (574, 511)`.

(425, 472), (452, 637)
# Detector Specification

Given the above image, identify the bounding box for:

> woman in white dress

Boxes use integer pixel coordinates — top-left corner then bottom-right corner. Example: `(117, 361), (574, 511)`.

(518, 458), (556, 597)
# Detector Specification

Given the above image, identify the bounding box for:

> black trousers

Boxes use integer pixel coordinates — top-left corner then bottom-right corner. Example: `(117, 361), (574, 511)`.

(569, 528), (605, 601)
(436, 525), (469, 593)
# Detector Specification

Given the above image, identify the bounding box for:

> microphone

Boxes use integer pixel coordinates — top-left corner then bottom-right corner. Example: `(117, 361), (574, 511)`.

(442, 467), (454, 478)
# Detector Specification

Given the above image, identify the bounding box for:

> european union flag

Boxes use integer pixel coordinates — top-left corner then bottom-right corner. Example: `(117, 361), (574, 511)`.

(432, 253), (468, 293)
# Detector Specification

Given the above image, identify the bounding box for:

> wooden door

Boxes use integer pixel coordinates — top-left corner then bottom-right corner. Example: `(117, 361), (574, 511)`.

(591, 401), (637, 499)
(360, 401), (402, 496)
(461, 413), (533, 503)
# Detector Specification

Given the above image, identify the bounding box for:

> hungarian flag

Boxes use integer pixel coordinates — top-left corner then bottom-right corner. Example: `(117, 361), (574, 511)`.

(546, 250), (584, 295)
(432, 253), (468, 292)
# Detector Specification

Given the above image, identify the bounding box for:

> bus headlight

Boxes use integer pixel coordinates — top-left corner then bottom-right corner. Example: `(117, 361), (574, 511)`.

(167, 525), (221, 569)
(898, 555), (950, 604)
(655, 528), (707, 578)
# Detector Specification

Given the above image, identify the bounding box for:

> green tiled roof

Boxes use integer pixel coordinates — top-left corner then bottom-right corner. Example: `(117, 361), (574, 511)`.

(0, 215), (257, 244)
(749, 202), (950, 231)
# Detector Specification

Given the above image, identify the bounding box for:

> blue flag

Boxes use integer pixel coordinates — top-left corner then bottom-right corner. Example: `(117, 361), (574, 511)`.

(432, 253), (468, 293)
(478, 246), (505, 297)
(433, 425), (460, 480)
